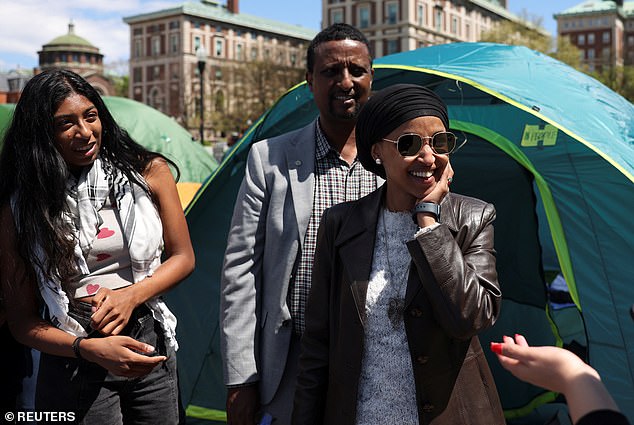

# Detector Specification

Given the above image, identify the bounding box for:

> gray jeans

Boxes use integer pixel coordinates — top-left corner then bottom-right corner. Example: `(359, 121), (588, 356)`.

(35, 303), (179, 425)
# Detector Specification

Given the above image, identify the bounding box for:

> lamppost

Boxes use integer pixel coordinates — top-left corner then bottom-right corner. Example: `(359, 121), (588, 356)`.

(196, 45), (207, 144)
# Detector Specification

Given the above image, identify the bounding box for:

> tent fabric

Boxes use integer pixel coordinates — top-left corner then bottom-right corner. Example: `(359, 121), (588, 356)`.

(173, 42), (634, 423)
(102, 96), (217, 184)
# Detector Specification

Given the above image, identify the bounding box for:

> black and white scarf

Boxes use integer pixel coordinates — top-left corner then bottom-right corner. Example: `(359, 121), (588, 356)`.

(20, 158), (178, 349)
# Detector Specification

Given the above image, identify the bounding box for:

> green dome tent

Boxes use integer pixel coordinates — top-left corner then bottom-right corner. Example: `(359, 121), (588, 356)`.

(0, 96), (217, 207)
(172, 42), (634, 423)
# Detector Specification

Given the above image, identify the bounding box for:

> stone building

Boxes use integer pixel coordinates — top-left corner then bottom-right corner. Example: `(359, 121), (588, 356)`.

(555, 0), (634, 72)
(124, 0), (315, 140)
(38, 21), (114, 95)
(0, 69), (31, 104)
(322, 0), (523, 57)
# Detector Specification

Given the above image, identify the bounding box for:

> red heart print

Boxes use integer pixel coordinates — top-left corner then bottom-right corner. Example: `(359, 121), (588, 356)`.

(96, 253), (111, 261)
(86, 284), (100, 295)
(97, 227), (115, 239)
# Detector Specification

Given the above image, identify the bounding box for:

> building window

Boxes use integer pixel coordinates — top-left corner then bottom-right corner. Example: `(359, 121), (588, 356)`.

(236, 43), (243, 60)
(331, 8), (343, 24)
(134, 39), (143, 57)
(169, 20), (179, 30)
(602, 47), (610, 60)
(588, 33), (595, 44)
(264, 48), (270, 59)
(587, 49), (595, 59)
(359, 6), (370, 29)
(170, 34), (179, 54)
(435, 8), (443, 32)
(193, 21), (200, 29)
(251, 47), (258, 60)
(194, 36), (201, 50)
(151, 36), (161, 56)
(578, 34), (585, 45)
(215, 90), (225, 112)
(149, 87), (164, 112)
(628, 35), (634, 46)
(603, 31), (610, 43)
(465, 23), (471, 40)
(251, 32), (257, 40)
(133, 67), (142, 83)
(153, 66), (160, 80)
(290, 52), (297, 66)
(417, 3), (426, 26)
(215, 38), (224, 57)
(386, 39), (399, 55)
(386, 2), (398, 25)
(451, 16), (458, 34)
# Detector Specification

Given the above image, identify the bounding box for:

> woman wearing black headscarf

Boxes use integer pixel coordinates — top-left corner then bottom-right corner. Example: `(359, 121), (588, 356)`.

(293, 84), (505, 425)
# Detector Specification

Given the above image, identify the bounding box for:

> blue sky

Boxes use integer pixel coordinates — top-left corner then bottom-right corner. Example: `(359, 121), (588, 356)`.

(0, 0), (582, 73)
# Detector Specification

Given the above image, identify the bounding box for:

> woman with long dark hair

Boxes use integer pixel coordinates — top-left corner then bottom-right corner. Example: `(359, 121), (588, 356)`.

(0, 69), (194, 423)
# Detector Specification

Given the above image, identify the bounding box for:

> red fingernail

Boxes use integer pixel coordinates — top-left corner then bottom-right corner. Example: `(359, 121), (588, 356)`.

(490, 342), (503, 355)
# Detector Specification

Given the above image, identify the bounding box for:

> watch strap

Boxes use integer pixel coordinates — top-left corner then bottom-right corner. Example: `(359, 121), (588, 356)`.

(412, 202), (440, 223)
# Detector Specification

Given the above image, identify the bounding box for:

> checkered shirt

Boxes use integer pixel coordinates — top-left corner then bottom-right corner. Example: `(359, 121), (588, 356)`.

(289, 121), (377, 335)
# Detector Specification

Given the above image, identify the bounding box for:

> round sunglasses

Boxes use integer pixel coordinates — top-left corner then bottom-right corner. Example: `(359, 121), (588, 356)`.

(382, 131), (457, 156)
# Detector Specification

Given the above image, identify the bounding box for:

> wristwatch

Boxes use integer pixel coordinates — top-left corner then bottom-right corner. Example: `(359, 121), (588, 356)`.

(412, 202), (440, 224)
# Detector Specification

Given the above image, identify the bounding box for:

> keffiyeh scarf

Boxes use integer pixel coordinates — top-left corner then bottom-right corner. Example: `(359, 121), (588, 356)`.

(15, 157), (178, 349)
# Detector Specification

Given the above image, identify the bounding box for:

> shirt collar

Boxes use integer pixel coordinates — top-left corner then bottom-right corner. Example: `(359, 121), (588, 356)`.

(315, 119), (332, 161)
(315, 119), (359, 164)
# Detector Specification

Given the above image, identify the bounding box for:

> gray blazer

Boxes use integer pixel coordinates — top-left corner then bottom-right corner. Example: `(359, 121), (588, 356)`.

(220, 120), (319, 404)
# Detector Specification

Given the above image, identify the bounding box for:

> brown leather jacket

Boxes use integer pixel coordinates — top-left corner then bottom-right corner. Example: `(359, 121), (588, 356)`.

(293, 185), (505, 425)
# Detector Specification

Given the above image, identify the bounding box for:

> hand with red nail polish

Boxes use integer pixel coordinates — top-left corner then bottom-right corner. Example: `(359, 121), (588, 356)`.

(490, 334), (625, 425)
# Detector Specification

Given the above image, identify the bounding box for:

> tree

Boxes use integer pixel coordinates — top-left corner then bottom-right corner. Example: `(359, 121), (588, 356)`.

(592, 65), (634, 102)
(551, 36), (582, 70)
(480, 11), (550, 53)
(112, 75), (129, 98)
(221, 59), (304, 135)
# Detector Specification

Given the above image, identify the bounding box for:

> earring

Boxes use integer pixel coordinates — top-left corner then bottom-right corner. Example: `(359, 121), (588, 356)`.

(375, 158), (382, 165)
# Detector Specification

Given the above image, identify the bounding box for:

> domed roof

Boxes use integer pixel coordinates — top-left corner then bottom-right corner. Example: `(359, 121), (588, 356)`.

(44, 22), (95, 48)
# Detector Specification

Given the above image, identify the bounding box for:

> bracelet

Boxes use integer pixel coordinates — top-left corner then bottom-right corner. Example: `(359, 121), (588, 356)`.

(72, 336), (86, 360)
(412, 202), (441, 224)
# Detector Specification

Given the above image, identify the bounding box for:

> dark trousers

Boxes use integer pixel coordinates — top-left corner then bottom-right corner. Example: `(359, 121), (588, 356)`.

(35, 303), (179, 425)
(0, 323), (27, 414)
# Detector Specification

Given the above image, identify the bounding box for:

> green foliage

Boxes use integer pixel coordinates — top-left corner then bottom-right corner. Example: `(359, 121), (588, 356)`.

(112, 75), (129, 98)
(591, 65), (634, 102)
(480, 15), (634, 101)
(480, 19), (550, 53)
(551, 36), (582, 70)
